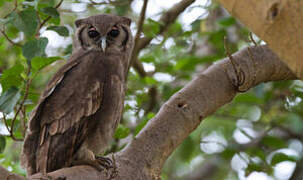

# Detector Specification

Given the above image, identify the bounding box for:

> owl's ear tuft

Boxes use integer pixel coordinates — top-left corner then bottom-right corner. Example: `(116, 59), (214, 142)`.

(75, 19), (84, 27)
(121, 17), (131, 26)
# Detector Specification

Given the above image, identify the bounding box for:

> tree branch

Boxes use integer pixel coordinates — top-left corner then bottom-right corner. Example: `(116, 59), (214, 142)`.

(128, 0), (149, 74)
(119, 45), (296, 178)
(130, 0), (196, 75)
(28, 45), (296, 180)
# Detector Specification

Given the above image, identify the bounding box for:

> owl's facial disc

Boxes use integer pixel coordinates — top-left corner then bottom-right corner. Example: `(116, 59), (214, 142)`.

(86, 25), (122, 52)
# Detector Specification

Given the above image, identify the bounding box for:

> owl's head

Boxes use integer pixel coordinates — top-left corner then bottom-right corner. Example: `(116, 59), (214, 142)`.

(75, 14), (133, 54)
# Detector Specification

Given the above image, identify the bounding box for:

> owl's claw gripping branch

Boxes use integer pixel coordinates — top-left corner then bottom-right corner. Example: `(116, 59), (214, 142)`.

(95, 155), (118, 179)
(71, 156), (113, 172)
(95, 156), (113, 169)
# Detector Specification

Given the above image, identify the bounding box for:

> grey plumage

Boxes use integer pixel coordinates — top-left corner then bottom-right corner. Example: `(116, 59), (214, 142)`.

(21, 14), (133, 175)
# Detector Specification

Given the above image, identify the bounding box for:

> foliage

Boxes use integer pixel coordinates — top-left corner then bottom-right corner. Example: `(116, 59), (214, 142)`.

(0, 0), (302, 179)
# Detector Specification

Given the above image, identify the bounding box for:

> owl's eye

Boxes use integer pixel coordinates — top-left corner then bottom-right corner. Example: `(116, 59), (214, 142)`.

(108, 29), (119, 37)
(88, 30), (100, 38)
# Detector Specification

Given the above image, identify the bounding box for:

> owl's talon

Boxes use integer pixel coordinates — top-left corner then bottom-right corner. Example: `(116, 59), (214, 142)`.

(95, 156), (113, 169)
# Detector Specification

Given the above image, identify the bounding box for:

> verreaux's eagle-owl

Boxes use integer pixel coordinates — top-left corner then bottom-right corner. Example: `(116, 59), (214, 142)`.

(21, 14), (134, 175)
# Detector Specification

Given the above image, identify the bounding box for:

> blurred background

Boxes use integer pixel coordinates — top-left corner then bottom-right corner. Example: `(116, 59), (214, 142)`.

(0, 0), (302, 179)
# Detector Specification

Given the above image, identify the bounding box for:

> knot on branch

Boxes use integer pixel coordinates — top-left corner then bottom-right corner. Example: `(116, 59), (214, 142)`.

(224, 38), (258, 92)
(266, 2), (281, 23)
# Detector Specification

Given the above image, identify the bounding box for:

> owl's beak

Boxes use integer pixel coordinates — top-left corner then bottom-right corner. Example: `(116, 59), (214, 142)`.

(100, 36), (107, 52)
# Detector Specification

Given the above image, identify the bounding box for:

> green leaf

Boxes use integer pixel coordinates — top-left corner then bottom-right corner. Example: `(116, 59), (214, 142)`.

(10, 9), (38, 37)
(0, 64), (24, 91)
(140, 55), (155, 63)
(271, 153), (298, 166)
(143, 77), (157, 85)
(246, 147), (266, 161)
(167, 22), (183, 36)
(114, 124), (130, 139)
(221, 148), (237, 160)
(0, 136), (5, 153)
(217, 17), (236, 27)
(37, 0), (55, 9)
(261, 136), (286, 149)
(146, 112), (155, 119)
(0, 87), (21, 114)
(245, 162), (273, 176)
(31, 56), (61, 70)
(134, 118), (148, 136)
(22, 38), (48, 60)
(63, 44), (73, 55)
(234, 93), (263, 104)
(178, 137), (195, 162)
(115, 5), (129, 16)
(46, 26), (69, 36)
(0, 16), (14, 25)
(191, 19), (202, 32)
(41, 7), (59, 18)
(134, 113), (154, 136)
(143, 18), (161, 38)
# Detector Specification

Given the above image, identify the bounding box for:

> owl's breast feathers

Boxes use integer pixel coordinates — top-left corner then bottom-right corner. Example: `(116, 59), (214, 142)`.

(21, 49), (126, 175)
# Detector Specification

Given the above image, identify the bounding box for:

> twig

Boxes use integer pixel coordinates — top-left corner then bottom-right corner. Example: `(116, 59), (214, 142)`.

(1, 112), (23, 141)
(132, 57), (147, 77)
(224, 36), (246, 92)
(36, 0), (64, 36)
(3, 0), (18, 18)
(128, 0), (149, 74)
(249, 32), (257, 46)
(2, 114), (11, 134)
(1, 0), (22, 47)
(9, 66), (33, 141)
(145, 86), (157, 115)
(272, 123), (303, 140)
(130, 0), (195, 75)
(0, 28), (22, 47)
(89, 0), (130, 6)
(134, 0), (149, 48)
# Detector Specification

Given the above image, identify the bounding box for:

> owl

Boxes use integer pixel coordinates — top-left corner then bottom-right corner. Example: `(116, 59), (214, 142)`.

(21, 14), (133, 175)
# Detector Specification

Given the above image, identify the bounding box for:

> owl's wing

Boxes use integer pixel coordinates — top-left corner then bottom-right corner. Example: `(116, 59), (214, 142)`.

(28, 50), (89, 131)
(22, 50), (104, 174)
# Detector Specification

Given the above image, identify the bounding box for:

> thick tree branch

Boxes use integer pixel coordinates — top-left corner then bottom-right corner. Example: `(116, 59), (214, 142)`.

(121, 45), (296, 177)
(27, 45), (296, 180)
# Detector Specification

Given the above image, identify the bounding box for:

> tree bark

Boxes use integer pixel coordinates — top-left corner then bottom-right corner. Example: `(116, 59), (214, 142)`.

(0, 45), (288, 179)
(219, 0), (303, 79)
